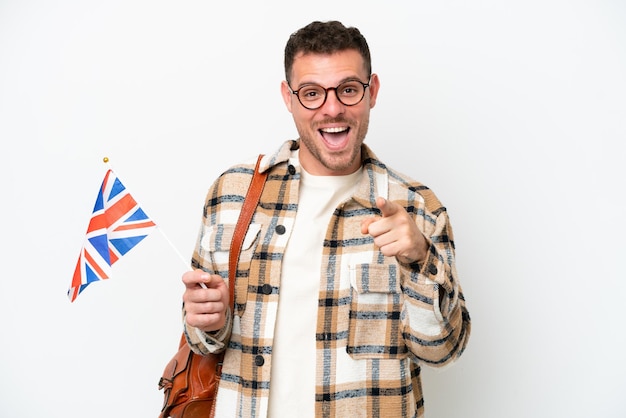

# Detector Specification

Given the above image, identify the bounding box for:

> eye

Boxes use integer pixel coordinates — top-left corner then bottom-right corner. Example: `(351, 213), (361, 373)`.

(299, 86), (324, 101)
(339, 82), (361, 97)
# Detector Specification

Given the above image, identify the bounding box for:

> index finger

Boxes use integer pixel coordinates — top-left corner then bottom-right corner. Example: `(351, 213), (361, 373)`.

(182, 269), (213, 289)
(376, 197), (399, 218)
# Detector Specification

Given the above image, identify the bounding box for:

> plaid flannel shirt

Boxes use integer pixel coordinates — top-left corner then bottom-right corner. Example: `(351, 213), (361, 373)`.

(184, 139), (471, 418)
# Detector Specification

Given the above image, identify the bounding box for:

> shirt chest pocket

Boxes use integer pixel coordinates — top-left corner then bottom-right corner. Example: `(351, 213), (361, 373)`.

(347, 263), (408, 360)
(200, 223), (262, 316)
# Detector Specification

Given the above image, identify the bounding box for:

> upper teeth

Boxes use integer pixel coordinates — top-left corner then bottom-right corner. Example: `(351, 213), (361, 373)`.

(321, 127), (348, 133)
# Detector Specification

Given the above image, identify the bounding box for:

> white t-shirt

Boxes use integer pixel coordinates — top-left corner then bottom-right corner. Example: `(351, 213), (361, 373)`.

(268, 162), (362, 418)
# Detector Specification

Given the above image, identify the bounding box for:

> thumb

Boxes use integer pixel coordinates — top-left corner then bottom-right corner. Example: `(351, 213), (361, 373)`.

(361, 217), (377, 234)
(376, 197), (398, 217)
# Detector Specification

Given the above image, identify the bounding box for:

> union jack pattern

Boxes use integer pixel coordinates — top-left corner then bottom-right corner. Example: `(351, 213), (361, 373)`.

(68, 169), (156, 302)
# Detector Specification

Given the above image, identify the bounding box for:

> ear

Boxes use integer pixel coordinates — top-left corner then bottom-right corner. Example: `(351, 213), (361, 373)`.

(281, 81), (294, 113)
(368, 73), (380, 109)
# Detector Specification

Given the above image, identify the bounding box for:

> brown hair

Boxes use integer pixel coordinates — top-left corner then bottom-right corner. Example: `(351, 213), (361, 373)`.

(284, 21), (372, 83)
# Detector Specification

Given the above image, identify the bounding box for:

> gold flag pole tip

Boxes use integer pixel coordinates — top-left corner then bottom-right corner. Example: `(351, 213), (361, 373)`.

(103, 157), (109, 163)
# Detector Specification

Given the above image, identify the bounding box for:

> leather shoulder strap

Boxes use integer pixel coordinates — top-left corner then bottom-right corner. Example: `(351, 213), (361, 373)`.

(227, 155), (267, 308)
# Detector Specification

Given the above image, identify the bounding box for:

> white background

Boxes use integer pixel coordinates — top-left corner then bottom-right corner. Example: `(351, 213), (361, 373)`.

(1, 1), (624, 417)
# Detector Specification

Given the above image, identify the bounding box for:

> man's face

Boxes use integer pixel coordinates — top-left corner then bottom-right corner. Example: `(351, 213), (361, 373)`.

(281, 49), (380, 176)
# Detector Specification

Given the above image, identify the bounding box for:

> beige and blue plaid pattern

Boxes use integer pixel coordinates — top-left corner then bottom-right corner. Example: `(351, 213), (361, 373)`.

(184, 140), (471, 418)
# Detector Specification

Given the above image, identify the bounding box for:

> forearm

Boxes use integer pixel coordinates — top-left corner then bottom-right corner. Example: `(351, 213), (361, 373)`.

(401, 211), (471, 366)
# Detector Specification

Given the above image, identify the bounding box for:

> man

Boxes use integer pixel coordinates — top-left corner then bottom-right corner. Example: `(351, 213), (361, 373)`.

(182, 20), (470, 418)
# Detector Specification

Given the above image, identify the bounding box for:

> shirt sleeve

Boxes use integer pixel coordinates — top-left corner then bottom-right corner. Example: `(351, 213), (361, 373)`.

(181, 176), (235, 356)
(183, 306), (232, 355)
(400, 200), (471, 367)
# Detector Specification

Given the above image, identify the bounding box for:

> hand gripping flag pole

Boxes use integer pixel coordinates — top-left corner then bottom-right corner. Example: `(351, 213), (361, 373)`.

(68, 157), (192, 302)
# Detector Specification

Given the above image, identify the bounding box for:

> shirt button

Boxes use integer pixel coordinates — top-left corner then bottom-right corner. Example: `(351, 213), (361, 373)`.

(261, 284), (272, 295)
(254, 355), (265, 366)
(275, 224), (286, 235)
(428, 264), (438, 275)
(288, 164), (296, 175)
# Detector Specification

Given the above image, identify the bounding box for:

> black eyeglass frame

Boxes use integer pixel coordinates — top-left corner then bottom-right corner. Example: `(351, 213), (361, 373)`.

(287, 77), (371, 110)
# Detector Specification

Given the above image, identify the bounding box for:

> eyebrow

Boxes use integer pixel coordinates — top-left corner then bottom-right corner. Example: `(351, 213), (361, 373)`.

(295, 75), (368, 89)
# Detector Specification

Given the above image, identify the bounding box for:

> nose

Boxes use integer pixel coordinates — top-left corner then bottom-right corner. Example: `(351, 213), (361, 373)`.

(320, 88), (345, 116)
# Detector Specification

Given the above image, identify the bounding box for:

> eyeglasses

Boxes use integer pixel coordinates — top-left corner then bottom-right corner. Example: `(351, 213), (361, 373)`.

(288, 78), (370, 110)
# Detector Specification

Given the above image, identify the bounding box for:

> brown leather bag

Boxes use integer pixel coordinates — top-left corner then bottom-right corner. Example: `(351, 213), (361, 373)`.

(157, 335), (223, 418)
(158, 155), (267, 418)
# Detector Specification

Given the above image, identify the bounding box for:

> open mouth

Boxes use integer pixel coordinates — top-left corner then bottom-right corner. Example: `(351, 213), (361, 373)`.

(319, 126), (350, 149)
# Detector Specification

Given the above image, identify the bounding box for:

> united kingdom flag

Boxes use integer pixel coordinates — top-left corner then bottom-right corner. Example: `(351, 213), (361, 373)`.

(68, 169), (156, 302)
